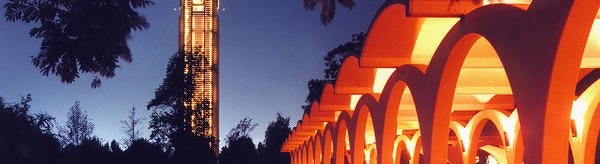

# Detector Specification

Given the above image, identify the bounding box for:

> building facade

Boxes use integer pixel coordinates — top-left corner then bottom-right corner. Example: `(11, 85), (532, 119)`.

(282, 0), (600, 163)
(179, 0), (219, 152)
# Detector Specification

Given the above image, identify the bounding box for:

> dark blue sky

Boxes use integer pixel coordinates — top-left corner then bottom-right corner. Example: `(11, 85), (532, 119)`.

(0, 0), (384, 147)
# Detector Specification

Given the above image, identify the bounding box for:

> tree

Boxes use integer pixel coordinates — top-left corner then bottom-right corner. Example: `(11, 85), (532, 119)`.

(59, 100), (94, 146)
(122, 138), (168, 164)
(323, 32), (366, 80)
(258, 113), (292, 164)
(121, 105), (144, 147)
(303, 0), (355, 25)
(60, 137), (111, 164)
(302, 79), (327, 114)
(171, 133), (217, 164)
(4, 0), (154, 87)
(0, 95), (61, 164)
(224, 117), (258, 145)
(147, 51), (185, 150)
(109, 140), (123, 153)
(302, 32), (367, 114)
(220, 117), (259, 164)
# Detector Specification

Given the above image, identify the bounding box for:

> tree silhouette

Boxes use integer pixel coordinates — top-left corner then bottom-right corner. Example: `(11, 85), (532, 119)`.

(122, 138), (168, 164)
(121, 105), (144, 147)
(0, 95), (61, 164)
(323, 32), (366, 80)
(171, 133), (217, 164)
(302, 32), (366, 114)
(303, 0), (355, 25)
(110, 140), (123, 153)
(60, 137), (111, 164)
(302, 79), (327, 114)
(220, 117), (259, 164)
(258, 113), (292, 164)
(3, 0), (154, 87)
(58, 100), (94, 146)
(147, 51), (185, 150)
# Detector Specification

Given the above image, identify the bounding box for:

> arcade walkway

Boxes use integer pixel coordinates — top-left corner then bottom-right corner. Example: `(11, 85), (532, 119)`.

(281, 0), (600, 163)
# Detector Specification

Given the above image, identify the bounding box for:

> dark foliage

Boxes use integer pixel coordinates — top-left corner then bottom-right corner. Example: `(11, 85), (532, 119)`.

(303, 0), (355, 25)
(110, 139), (123, 154)
(147, 52), (185, 150)
(171, 134), (217, 164)
(121, 106), (143, 147)
(220, 117), (259, 164)
(220, 136), (259, 164)
(58, 100), (94, 146)
(122, 138), (168, 164)
(147, 52), (185, 111)
(302, 79), (327, 114)
(258, 113), (292, 164)
(302, 32), (367, 114)
(0, 95), (61, 164)
(60, 137), (113, 164)
(4, 0), (154, 87)
(0, 95), (173, 164)
(323, 32), (366, 80)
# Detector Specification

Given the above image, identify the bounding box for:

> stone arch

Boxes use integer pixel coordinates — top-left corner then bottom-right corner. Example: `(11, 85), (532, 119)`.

(375, 64), (427, 164)
(307, 137), (314, 164)
(367, 144), (378, 164)
(313, 131), (323, 164)
(300, 143), (306, 164)
(351, 95), (380, 164)
(466, 110), (513, 164)
(570, 75), (600, 163)
(421, 4), (526, 163)
(334, 112), (352, 164)
(323, 123), (335, 164)
(394, 135), (411, 164)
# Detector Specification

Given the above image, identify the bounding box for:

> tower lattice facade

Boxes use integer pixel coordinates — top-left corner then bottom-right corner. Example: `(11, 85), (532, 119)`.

(179, 0), (219, 153)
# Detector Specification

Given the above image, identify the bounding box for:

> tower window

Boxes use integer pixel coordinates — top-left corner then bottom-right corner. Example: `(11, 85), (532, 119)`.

(192, 0), (204, 4)
(193, 5), (205, 12)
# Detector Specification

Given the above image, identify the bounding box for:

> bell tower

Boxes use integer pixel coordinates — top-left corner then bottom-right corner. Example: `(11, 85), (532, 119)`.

(179, 0), (219, 153)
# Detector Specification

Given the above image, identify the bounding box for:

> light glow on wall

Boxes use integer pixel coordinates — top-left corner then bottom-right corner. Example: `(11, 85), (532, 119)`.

(571, 99), (586, 140)
(503, 111), (519, 147)
(412, 18), (459, 64)
(350, 95), (362, 111)
(487, 155), (499, 164)
(460, 127), (470, 154)
(483, 0), (532, 5)
(373, 68), (395, 93)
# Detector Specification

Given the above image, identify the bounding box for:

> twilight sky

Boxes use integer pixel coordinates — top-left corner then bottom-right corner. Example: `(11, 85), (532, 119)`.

(0, 0), (385, 147)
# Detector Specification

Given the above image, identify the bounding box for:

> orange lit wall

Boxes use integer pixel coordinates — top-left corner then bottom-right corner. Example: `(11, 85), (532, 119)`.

(282, 0), (600, 163)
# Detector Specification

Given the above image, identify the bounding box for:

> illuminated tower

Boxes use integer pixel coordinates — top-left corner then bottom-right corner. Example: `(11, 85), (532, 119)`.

(179, 0), (219, 153)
